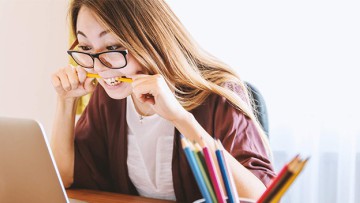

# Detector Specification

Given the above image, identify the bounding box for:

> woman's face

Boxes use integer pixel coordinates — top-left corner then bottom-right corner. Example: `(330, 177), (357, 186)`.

(76, 6), (143, 99)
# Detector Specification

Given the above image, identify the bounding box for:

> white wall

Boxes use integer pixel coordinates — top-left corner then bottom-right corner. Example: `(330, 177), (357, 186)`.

(0, 0), (69, 136)
(166, 0), (360, 136)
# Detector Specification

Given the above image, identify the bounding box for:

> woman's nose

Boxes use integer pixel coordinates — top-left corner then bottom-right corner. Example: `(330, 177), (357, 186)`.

(93, 58), (108, 72)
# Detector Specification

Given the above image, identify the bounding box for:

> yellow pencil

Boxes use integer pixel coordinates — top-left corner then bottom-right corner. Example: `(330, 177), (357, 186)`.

(86, 73), (101, 78)
(86, 73), (133, 83)
(116, 77), (133, 83)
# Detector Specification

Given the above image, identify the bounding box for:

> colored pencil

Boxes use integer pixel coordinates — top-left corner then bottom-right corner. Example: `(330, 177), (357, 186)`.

(193, 143), (218, 203)
(203, 144), (227, 203)
(180, 135), (213, 203)
(257, 155), (299, 203)
(194, 143), (211, 181)
(269, 158), (309, 203)
(215, 140), (239, 203)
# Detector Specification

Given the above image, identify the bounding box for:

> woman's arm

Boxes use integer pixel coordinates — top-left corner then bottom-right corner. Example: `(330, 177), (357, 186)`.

(50, 65), (96, 188)
(131, 74), (270, 200)
(50, 97), (78, 188)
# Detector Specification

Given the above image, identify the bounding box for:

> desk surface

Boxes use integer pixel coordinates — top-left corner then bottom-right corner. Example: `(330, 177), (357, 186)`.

(66, 189), (176, 203)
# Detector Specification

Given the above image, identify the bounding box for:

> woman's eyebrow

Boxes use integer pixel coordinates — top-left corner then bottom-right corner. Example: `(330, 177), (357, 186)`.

(77, 30), (87, 38)
(76, 30), (110, 38)
(99, 30), (110, 37)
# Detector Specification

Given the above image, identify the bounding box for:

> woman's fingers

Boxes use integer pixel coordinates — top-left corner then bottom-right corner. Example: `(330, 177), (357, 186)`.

(132, 75), (162, 92)
(83, 78), (97, 93)
(131, 74), (189, 123)
(51, 65), (96, 99)
(51, 74), (66, 95)
(131, 75), (158, 101)
(65, 65), (80, 90)
(75, 65), (87, 84)
(57, 70), (72, 91)
(138, 93), (155, 104)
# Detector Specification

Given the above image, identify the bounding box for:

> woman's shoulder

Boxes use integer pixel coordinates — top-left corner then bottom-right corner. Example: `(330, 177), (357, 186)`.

(202, 81), (249, 109)
(222, 81), (250, 104)
(192, 82), (249, 118)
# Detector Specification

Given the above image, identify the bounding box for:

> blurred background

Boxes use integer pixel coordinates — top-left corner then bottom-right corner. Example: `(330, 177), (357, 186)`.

(1, 0), (359, 202)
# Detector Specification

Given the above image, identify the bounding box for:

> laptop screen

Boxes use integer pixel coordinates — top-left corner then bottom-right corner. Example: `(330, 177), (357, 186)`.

(0, 117), (71, 203)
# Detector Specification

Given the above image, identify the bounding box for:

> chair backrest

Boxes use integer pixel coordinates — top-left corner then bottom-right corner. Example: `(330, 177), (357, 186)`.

(245, 82), (269, 137)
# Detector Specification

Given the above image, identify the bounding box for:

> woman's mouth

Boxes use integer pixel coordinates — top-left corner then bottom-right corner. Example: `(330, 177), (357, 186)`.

(103, 77), (122, 86)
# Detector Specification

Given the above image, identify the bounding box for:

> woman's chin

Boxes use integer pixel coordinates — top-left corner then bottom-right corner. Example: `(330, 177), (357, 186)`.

(107, 92), (129, 100)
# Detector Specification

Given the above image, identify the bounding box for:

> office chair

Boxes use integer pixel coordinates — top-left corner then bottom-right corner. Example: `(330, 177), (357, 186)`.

(245, 82), (269, 137)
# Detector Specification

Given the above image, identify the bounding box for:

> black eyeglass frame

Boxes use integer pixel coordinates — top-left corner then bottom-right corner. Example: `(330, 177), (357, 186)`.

(67, 50), (128, 69)
(67, 39), (128, 69)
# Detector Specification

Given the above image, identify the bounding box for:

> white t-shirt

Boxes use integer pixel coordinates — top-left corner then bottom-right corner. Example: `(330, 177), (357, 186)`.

(126, 96), (176, 200)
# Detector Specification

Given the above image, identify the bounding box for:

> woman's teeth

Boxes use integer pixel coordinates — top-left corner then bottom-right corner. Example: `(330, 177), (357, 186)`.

(103, 77), (121, 86)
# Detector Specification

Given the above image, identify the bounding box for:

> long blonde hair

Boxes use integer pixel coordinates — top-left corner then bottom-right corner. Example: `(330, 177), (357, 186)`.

(69, 0), (271, 155)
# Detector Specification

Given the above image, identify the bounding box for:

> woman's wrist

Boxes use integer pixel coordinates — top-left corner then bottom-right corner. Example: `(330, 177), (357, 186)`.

(56, 96), (79, 116)
(171, 111), (208, 143)
(57, 95), (79, 104)
(171, 110), (192, 128)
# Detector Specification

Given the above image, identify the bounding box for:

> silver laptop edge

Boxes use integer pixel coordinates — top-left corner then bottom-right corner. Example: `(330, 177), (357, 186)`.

(36, 119), (71, 203)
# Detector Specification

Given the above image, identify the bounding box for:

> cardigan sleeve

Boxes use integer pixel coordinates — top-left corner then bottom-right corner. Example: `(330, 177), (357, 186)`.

(212, 86), (276, 187)
(71, 86), (113, 190)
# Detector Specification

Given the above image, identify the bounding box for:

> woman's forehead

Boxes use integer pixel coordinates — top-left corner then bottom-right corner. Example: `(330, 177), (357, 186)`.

(76, 6), (107, 38)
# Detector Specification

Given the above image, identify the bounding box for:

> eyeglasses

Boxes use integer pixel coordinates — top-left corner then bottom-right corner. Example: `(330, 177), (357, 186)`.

(67, 39), (128, 69)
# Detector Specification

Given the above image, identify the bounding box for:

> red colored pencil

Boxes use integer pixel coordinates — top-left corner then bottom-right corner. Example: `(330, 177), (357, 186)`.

(203, 145), (226, 203)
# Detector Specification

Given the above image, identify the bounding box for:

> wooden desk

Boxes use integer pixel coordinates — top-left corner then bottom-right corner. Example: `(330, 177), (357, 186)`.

(67, 189), (176, 203)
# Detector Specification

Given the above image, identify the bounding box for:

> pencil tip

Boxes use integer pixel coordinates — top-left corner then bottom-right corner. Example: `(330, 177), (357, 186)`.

(214, 139), (220, 149)
(216, 140), (224, 150)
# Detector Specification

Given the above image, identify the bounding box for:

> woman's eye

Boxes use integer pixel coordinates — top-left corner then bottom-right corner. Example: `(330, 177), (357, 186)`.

(78, 46), (91, 51)
(106, 45), (120, 51)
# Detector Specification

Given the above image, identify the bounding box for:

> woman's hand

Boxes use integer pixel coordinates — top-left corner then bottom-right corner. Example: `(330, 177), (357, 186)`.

(51, 65), (96, 100)
(131, 74), (189, 123)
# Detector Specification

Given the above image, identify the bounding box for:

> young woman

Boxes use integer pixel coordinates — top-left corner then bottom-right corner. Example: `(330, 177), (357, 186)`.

(51, 0), (275, 202)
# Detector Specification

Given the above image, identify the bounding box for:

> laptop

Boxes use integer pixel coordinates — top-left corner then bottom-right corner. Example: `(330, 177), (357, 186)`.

(0, 117), (86, 203)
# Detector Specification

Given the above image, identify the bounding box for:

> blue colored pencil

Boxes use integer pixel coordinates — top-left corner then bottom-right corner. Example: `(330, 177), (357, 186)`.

(180, 135), (213, 203)
(215, 140), (239, 203)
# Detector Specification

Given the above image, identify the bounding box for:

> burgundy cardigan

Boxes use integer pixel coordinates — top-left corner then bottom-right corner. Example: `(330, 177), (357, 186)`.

(71, 85), (275, 202)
